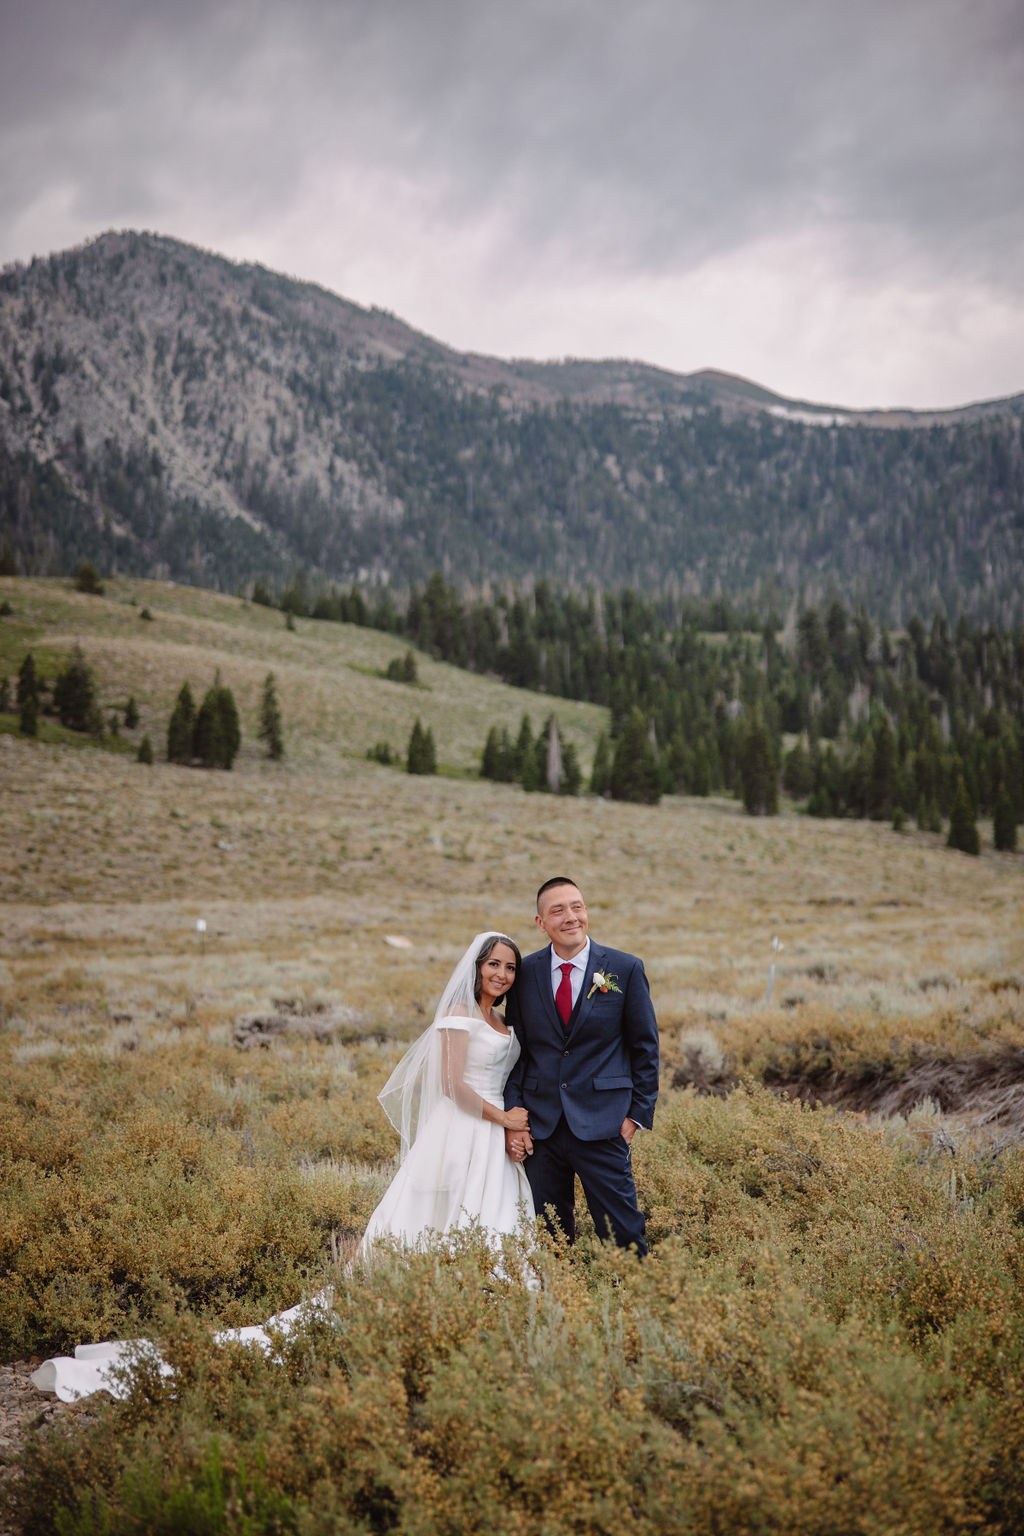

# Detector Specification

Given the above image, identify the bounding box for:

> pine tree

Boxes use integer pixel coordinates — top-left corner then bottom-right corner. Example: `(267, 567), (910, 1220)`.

(193, 688), (226, 768)
(561, 741), (582, 796)
(216, 684), (241, 768)
(53, 645), (98, 732)
(511, 715), (534, 779)
(407, 718), (436, 775)
(16, 652), (38, 710)
(124, 696), (140, 730)
(0, 676), (10, 713)
(590, 731), (612, 795)
(993, 784), (1017, 852)
(137, 733), (154, 765)
(258, 672), (284, 760)
(194, 683), (241, 769)
(19, 692), (38, 737)
(481, 725), (503, 780)
(740, 712), (779, 816)
(868, 717), (896, 819)
(166, 682), (196, 763)
(690, 739), (711, 796)
(407, 719), (424, 773)
(663, 729), (688, 795)
(917, 796), (943, 834)
(782, 736), (814, 799)
(947, 774), (980, 855)
(610, 709), (661, 804)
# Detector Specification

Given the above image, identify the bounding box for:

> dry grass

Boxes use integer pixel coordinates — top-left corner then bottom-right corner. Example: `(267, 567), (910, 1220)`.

(1, 576), (1021, 1078)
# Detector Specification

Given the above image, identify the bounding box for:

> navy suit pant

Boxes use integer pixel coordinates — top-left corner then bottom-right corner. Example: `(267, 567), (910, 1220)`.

(526, 1116), (647, 1257)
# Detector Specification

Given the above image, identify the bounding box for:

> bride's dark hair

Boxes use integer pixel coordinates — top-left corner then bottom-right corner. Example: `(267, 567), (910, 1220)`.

(473, 933), (522, 1004)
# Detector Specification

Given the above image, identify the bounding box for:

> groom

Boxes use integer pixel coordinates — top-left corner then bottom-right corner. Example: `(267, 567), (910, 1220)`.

(503, 877), (659, 1256)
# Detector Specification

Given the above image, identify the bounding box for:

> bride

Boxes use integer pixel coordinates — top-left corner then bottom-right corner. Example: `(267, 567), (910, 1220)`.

(360, 930), (534, 1250)
(32, 932), (533, 1403)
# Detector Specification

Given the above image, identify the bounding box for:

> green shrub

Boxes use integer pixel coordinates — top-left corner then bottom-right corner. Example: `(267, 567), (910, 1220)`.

(8, 1225), (1024, 1536)
(385, 650), (418, 684)
(73, 561), (104, 595)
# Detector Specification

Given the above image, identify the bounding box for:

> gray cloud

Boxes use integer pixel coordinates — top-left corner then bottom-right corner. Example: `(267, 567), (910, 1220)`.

(1, 0), (1023, 404)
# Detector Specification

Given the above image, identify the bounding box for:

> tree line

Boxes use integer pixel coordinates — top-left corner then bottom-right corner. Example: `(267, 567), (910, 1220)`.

(288, 573), (1023, 850)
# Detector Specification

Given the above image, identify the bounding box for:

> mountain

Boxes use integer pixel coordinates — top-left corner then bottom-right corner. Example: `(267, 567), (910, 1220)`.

(1, 230), (1022, 621)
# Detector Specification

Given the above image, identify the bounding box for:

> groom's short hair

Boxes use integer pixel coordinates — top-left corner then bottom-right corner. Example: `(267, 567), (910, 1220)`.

(536, 876), (583, 908)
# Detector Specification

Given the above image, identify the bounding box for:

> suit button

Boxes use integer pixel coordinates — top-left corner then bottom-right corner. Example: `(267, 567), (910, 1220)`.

(563, 1050), (569, 1056)
(560, 1082), (567, 1089)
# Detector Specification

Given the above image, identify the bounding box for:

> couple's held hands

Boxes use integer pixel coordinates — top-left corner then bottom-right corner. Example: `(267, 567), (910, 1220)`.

(505, 1115), (634, 1163)
(504, 1112), (533, 1164)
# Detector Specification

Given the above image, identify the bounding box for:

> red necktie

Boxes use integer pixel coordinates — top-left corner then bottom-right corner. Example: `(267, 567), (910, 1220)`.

(556, 962), (574, 1025)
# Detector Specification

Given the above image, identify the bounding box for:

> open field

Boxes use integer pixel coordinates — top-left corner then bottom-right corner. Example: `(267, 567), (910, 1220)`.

(2, 577), (1024, 1534)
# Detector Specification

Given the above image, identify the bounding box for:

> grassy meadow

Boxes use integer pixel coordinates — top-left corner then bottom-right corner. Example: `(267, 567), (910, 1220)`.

(2, 576), (1024, 1535)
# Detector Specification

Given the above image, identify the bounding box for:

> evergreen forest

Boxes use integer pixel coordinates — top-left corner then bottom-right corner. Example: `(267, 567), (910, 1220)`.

(290, 572), (1024, 836)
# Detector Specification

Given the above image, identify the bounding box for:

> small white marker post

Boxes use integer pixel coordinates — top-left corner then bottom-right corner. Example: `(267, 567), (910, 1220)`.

(765, 935), (782, 1005)
(196, 917), (207, 956)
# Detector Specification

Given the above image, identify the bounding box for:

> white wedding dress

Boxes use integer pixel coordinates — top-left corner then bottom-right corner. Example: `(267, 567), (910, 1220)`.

(32, 1016), (533, 1403)
(30, 1294), (334, 1404)
(360, 1013), (534, 1251)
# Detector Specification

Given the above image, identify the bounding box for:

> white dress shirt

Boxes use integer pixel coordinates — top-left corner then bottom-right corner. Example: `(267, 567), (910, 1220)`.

(549, 938), (591, 1013)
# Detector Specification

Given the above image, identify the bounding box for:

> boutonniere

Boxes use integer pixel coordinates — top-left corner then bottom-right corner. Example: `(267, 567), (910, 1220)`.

(587, 970), (621, 1000)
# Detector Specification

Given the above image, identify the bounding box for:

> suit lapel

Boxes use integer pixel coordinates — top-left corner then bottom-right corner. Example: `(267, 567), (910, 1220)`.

(532, 945), (563, 1038)
(564, 944), (606, 1043)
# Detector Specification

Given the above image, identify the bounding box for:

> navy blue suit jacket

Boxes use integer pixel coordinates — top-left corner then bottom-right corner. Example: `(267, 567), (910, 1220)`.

(504, 942), (659, 1141)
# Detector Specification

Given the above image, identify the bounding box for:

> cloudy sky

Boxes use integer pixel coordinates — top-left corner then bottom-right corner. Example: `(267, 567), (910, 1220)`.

(2, 0), (1022, 408)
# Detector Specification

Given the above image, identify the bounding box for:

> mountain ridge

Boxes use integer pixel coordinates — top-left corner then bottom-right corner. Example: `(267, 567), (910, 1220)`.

(8, 230), (1023, 425)
(1, 229), (1022, 620)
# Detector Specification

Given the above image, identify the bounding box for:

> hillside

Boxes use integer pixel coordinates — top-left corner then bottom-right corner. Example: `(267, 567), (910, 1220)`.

(0, 575), (605, 793)
(1, 230), (1023, 620)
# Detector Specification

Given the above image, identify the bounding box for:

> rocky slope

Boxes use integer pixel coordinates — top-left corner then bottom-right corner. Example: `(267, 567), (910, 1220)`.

(1, 231), (1022, 617)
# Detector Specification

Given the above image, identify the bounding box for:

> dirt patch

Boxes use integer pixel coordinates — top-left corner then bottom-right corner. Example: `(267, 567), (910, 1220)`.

(670, 1042), (1024, 1138)
(766, 1045), (1024, 1138)
(0, 1361), (99, 1535)
(232, 997), (363, 1049)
